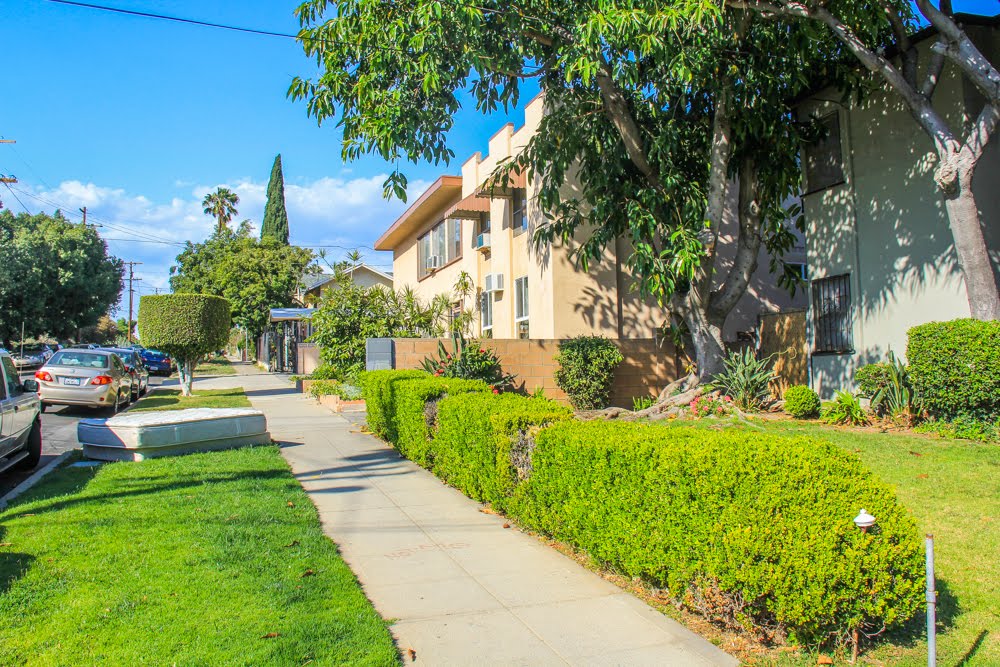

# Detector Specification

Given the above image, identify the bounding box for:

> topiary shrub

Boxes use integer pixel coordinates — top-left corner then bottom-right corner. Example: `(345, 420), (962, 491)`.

(907, 319), (1000, 421)
(433, 392), (571, 509)
(508, 421), (923, 645)
(783, 385), (820, 418)
(553, 336), (623, 410)
(390, 376), (489, 466)
(357, 369), (428, 440)
(138, 294), (230, 396)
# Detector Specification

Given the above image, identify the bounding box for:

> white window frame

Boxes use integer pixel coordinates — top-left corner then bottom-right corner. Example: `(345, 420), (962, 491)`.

(480, 292), (493, 334)
(514, 276), (529, 322)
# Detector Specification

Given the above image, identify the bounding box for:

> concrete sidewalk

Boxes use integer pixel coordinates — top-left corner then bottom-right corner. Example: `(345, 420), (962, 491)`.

(203, 371), (737, 666)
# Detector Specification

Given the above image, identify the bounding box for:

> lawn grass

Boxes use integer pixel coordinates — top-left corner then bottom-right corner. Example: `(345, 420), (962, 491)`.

(0, 445), (399, 666)
(668, 416), (999, 665)
(192, 356), (237, 376)
(128, 387), (251, 412)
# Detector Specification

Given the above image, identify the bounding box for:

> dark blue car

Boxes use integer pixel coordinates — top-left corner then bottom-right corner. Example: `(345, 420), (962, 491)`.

(140, 349), (174, 376)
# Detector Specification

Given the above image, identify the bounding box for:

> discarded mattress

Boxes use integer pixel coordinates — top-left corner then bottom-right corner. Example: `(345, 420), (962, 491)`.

(78, 408), (271, 462)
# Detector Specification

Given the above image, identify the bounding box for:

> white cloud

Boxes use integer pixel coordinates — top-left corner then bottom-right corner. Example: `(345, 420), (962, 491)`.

(10, 173), (427, 315)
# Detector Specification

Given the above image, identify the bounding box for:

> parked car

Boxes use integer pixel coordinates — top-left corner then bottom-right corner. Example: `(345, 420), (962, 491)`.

(0, 350), (42, 472)
(11, 344), (52, 370)
(100, 347), (149, 400)
(35, 349), (132, 413)
(140, 349), (174, 376)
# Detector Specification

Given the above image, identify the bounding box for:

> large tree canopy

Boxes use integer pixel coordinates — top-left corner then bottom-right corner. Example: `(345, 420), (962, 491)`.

(0, 210), (124, 347)
(291, 0), (853, 378)
(169, 222), (315, 340)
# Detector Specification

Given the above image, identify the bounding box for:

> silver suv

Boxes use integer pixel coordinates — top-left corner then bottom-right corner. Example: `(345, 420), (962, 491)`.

(0, 350), (42, 473)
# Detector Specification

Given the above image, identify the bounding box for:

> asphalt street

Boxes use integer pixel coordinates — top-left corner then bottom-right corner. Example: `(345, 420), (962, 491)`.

(0, 372), (170, 496)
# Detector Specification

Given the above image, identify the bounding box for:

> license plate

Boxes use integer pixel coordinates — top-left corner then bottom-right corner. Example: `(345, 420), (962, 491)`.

(63, 378), (81, 386)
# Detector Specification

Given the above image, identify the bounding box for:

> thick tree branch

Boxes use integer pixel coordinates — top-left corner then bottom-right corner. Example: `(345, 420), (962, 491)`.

(881, 2), (917, 87)
(709, 159), (763, 320)
(915, 0), (1000, 105)
(695, 85), (733, 303)
(961, 102), (1000, 165)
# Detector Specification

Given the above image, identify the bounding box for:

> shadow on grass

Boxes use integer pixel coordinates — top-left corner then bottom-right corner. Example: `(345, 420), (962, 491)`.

(956, 629), (989, 666)
(129, 388), (248, 412)
(0, 525), (34, 597)
(877, 578), (961, 652)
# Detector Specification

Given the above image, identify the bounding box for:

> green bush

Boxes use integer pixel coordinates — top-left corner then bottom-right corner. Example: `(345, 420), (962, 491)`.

(855, 363), (892, 399)
(357, 370), (428, 441)
(310, 363), (341, 381)
(907, 319), (1000, 421)
(553, 336), (623, 410)
(138, 294), (231, 395)
(308, 380), (362, 400)
(709, 347), (777, 411)
(508, 421), (923, 643)
(821, 390), (869, 426)
(433, 393), (571, 509)
(783, 385), (820, 418)
(391, 376), (490, 465)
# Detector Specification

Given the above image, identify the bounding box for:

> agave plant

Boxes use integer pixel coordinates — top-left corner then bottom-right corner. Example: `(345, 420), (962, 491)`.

(708, 347), (778, 411)
(870, 350), (918, 423)
(420, 334), (515, 391)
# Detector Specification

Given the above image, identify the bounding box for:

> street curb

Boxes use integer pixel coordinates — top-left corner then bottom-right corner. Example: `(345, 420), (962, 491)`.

(0, 450), (75, 511)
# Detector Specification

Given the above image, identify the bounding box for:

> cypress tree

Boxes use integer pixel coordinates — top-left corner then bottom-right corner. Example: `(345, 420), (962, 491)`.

(261, 154), (290, 244)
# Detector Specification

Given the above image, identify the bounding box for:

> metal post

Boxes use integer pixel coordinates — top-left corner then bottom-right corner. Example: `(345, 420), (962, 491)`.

(926, 534), (936, 667)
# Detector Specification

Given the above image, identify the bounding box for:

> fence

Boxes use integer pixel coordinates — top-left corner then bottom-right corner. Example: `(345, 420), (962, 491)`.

(392, 338), (682, 407)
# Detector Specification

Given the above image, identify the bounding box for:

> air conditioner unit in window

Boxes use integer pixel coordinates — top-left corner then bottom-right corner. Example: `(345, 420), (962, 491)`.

(484, 273), (504, 293)
(474, 233), (491, 251)
(426, 255), (442, 270)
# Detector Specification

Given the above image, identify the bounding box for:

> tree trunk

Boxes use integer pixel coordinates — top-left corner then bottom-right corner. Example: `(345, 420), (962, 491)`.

(941, 166), (1000, 319)
(673, 294), (728, 383)
(178, 358), (194, 397)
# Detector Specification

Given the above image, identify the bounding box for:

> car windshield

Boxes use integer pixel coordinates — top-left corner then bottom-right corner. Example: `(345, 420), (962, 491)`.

(111, 352), (135, 364)
(19, 346), (46, 354)
(49, 351), (109, 369)
(143, 351), (167, 359)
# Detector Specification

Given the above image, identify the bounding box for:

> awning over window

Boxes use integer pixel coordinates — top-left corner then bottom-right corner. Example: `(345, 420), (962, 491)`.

(475, 171), (527, 198)
(444, 192), (491, 219)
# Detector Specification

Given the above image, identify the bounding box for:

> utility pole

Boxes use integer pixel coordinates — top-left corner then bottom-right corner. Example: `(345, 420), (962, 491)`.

(0, 139), (15, 211)
(80, 206), (87, 225)
(125, 262), (143, 343)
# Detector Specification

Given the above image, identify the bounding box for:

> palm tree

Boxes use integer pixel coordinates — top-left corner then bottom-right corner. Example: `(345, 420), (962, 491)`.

(202, 187), (240, 234)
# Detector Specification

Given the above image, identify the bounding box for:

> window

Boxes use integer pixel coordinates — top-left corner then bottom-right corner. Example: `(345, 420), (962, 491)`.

(479, 212), (491, 235)
(0, 356), (16, 398)
(788, 262), (808, 281)
(812, 274), (853, 354)
(480, 291), (493, 335)
(804, 113), (845, 193)
(417, 218), (462, 278)
(511, 189), (527, 235)
(514, 276), (529, 339)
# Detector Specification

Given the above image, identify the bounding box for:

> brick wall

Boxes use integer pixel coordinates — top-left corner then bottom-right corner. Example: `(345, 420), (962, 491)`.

(392, 338), (681, 407)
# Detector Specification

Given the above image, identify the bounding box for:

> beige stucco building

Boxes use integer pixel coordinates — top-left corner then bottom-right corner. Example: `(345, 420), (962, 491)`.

(797, 17), (999, 397)
(376, 94), (807, 342)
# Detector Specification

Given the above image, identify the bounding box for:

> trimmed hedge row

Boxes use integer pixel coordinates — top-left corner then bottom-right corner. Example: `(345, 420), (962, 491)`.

(391, 376), (490, 466)
(907, 318), (1000, 421)
(434, 393), (572, 509)
(360, 371), (923, 644)
(357, 370), (427, 441)
(508, 421), (922, 642)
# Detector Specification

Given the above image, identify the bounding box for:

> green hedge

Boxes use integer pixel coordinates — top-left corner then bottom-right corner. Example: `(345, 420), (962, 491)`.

(907, 318), (1000, 421)
(357, 370), (428, 441)
(137, 293), (230, 362)
(507, 421), (922, 642)
(391, 377), (490, 466)
(433, 393), (571, 509)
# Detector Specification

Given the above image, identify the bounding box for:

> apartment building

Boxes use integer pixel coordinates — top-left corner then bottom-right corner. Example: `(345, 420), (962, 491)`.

(375, 94), (806, 342)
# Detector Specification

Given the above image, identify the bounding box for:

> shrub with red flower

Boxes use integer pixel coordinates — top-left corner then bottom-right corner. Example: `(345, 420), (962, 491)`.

(421, 334), (515, 391)
(687, 394), (736, 419)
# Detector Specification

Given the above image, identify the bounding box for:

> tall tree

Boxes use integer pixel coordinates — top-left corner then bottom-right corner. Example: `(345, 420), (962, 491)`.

(261, 154), (291, 244)
(170, 222), (314, 340)
(201, 187), (240, 234)
(729, 0), (1000, 319)
(0, 210), (124, 347)
(290, 0), (845, 380)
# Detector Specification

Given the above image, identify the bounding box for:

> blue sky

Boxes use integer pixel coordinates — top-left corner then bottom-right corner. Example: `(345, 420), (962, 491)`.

(3, 0), (537, 302)
(3, 1), (997, 308)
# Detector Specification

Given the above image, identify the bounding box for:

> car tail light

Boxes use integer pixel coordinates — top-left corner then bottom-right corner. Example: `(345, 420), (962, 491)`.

(35, 370), (53, 382)
(92, 375), (113, 386)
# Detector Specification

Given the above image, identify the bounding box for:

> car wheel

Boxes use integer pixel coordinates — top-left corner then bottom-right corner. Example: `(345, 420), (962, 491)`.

(40, 402), (48, 414)
(17, 418), (42, 470)
(109, 392), (121, 416)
